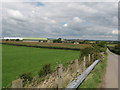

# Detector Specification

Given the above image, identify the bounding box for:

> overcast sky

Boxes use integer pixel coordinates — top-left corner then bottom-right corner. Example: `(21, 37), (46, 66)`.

(2, 2), (118, 40)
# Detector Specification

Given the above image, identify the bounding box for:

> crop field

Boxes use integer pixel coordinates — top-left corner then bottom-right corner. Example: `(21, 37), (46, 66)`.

(2, 45), (80, 87)
(2, 41), (92, 50)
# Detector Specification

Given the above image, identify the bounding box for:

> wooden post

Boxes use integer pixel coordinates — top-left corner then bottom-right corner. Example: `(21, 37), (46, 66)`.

(88, 54), (91, 62)
(92, 54), (94, 61)
(102, 53), (105, 60)
(58, 64), (63, 88)
(12, 79), (22, 88)
(75, 59), (79, 73)
(83, 56), (86, 71)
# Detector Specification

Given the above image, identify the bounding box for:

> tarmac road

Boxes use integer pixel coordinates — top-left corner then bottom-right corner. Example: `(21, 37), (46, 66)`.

(103, 49), (119, 88)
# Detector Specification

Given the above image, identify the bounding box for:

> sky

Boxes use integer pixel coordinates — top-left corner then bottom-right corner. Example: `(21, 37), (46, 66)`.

(1, 1), (119, 40)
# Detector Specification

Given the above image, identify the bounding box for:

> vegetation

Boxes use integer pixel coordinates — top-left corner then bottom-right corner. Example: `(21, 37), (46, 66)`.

(19, 72), (33, 86)
(2, 41), (107, 87)
(38, 64), (52, 77)
(79, 54), (107, 88)
(53, 38), (62, 43)
(2, 45), (80, 87)
(108, 42), (120, 55)
(2, 41), (92, 50)
(92, 41), (107, 52)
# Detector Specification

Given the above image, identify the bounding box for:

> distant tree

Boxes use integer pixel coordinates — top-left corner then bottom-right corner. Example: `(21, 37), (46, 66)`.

(6, 39), (9, 41)
(16, 39), (20, 41)
(53, 38), (62, 43)
(83, 40), (89, 44)
(96, 41), (106, 48)
(57, 38), (62, 43)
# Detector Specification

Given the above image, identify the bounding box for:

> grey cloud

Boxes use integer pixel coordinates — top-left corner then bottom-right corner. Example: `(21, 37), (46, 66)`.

(2, 2), (118, 40)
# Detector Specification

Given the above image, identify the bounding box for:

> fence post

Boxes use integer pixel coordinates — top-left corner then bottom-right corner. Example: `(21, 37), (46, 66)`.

(92, 54), (94, 61)
(88, 54), (91, 62)
(75, 59), (79, 73)
(83, 56), (86, 71)
(12, 79), (23, 88)
(58, 64), (63, 88)
(102, 53), (105, 60)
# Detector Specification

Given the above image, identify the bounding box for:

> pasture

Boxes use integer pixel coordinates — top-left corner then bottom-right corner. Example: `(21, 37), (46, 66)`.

(2, 45), (80, 86)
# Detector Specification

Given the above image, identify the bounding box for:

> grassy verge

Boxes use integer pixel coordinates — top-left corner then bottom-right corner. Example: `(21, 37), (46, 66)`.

(79, 54), (107, 88)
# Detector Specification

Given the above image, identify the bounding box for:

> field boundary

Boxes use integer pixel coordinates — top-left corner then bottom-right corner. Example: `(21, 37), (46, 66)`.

(1, 43), (81, 51)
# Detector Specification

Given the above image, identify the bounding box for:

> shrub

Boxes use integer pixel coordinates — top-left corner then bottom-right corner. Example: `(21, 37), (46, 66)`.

(19, 72), (33, 83)
(81, 47), (94, 57)
(38, 64), (52, 77)
(99, 47), (106, 52)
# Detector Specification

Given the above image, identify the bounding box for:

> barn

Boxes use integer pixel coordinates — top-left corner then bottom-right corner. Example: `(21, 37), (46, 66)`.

(23, 37), (48, 42)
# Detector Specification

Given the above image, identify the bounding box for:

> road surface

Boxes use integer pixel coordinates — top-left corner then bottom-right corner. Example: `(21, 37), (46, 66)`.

(103, 49), (119, 88)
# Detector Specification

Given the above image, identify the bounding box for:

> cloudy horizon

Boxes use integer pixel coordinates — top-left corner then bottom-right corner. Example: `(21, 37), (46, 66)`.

(2, 2), (118, 40)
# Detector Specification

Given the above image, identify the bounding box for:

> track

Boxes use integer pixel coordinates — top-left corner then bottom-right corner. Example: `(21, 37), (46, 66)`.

(103, 49), (119, 88)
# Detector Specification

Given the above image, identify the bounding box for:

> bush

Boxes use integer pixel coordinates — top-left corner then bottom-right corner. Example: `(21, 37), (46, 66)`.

(99, 47), (106, 52)
(19, 72), (33, 83)
(81, 48), (93, 56)
(38, 64), (52, 77)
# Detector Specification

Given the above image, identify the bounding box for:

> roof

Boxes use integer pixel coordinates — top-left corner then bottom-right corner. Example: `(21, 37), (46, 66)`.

(3, 37), (23, 40)
(23, 37), (48, 40)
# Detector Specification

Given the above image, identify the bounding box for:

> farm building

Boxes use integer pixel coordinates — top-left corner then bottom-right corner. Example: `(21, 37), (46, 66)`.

(3, 37), (23, 41)
(23, 37), (48, 42)
(74, 41), (79, 44)
(47, 40), (53, 43)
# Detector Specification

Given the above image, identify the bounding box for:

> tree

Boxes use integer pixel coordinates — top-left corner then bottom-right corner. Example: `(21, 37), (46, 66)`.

(57, 38), (62, 43)
(53, 38), (62, 43)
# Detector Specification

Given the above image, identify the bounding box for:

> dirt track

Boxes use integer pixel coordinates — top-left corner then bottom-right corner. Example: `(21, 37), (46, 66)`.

(103, 49), (119, 88)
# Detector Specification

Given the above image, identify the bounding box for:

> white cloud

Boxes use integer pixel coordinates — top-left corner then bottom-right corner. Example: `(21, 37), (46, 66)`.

(112, 30), (120, 35)
(51, 20), (56, 23)
(7, 9), (24, 20)
(73, 17), (83, 23)
(63, 24), (68, 27)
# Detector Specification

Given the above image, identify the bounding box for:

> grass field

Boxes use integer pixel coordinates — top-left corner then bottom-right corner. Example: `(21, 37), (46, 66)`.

(2, 45), (80, 87)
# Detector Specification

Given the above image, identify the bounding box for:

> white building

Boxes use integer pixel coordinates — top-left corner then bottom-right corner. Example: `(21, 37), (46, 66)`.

(3, 37), (23, 40)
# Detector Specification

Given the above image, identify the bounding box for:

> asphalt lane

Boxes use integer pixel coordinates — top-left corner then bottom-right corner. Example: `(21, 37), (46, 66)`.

(103, 49), (119, 88)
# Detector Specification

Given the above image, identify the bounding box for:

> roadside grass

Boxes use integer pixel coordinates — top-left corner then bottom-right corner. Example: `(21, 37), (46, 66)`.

(79, 54), (107, 88)
(2, 45), (80, 87)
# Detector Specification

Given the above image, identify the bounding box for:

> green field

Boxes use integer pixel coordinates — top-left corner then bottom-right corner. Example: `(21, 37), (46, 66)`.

(2, 45), (80, 87)
(0, 44), (2, 89)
